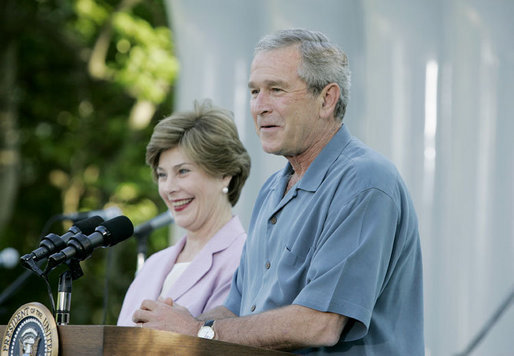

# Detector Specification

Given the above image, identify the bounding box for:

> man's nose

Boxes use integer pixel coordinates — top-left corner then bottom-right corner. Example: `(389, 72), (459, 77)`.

(251, 91), (271, 116)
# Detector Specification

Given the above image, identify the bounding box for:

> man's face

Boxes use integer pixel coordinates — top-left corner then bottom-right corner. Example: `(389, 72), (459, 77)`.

(248, 46), (322, 157)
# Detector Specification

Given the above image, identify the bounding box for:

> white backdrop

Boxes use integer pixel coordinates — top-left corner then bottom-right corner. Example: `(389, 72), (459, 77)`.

(164, 1), (514, 354)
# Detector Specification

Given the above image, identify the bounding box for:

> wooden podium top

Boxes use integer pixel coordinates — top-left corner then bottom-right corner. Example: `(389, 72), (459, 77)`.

(1, 325), (292, 355)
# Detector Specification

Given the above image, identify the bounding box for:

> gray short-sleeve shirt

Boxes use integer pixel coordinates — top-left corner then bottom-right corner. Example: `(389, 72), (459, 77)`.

(225, 125), (424, 355)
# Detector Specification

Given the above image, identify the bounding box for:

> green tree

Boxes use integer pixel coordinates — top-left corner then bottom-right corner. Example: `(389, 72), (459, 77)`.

(0, 0), (178, 325)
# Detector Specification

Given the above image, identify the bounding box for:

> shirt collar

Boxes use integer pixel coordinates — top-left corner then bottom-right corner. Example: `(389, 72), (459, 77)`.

(269, 124), (352, 194)
(297, 124), (352, 192)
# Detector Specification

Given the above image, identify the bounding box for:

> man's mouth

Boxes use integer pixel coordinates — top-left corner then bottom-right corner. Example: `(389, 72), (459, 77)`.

(260, 124), (279, 130)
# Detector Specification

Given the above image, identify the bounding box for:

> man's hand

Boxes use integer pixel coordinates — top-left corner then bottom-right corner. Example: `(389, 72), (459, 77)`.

(132, 297), (201, 336)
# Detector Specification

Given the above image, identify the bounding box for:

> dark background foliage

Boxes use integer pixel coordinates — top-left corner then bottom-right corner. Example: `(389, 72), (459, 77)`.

(0, 0), (178, 325)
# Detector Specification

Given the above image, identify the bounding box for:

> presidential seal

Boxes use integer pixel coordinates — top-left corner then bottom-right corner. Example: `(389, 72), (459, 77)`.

(1, 302), (58, 356)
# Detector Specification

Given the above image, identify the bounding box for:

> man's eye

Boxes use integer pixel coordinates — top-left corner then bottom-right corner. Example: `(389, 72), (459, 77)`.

(250, 89), (259, 96)
(271, 88), (282, 92)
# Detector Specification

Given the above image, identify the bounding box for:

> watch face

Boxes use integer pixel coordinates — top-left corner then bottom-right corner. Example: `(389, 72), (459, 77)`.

(198, 326), (215, 339)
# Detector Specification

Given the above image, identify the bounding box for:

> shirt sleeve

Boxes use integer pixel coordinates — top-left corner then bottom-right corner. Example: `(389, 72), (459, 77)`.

(293, 188), (399, 341)
(223, 242), (247, 315)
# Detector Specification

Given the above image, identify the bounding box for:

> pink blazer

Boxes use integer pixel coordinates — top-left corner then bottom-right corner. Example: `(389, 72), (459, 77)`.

(117, 216), (246, 326)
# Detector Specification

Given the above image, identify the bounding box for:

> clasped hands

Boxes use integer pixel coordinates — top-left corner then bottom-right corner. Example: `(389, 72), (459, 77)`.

(132, 296), (201, 336)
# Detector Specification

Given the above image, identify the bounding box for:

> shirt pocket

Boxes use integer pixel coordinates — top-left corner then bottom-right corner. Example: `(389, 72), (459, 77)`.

(281, 244), (312, 267)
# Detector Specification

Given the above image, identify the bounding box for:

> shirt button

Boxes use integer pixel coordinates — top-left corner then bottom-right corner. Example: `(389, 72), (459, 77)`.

(265, 261), (271, 269)
(250, 305), (256, 312)
(270, 216), (277, 224)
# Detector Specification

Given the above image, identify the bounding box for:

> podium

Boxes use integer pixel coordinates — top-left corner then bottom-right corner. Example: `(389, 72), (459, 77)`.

(0, 325), (291, 355)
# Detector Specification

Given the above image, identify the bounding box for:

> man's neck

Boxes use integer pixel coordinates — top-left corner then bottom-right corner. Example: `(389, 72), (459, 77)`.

(285, 124), (341, 178)
(284, 123), (341, 194)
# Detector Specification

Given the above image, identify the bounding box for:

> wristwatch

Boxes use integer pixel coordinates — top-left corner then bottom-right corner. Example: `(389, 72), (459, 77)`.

(197, 320), (215, 339)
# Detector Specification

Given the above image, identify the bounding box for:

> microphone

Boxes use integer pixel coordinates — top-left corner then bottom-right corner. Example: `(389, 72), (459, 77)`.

(60, 206), (122, 222)
(0, 247), (19, 269)
(20, 216), (105, 269)
(47, 215), (134, 269)
(134, 211), (173, 236)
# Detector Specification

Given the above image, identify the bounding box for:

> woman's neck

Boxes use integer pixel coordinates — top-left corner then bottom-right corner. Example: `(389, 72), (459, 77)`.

(176, 206), (233, 263)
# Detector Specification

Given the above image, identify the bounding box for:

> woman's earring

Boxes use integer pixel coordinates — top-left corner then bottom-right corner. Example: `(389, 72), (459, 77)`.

(222, 187), (229, 194)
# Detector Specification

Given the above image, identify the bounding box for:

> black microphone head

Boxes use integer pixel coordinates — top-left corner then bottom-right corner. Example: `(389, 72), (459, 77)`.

(99, 215), (134, 246)
(74, 216), (105, 235)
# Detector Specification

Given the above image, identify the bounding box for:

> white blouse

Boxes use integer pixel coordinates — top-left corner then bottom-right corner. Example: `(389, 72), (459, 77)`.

(160, 262), (191, 297)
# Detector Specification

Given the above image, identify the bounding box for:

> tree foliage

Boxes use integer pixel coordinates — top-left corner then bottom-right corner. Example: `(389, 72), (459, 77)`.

(0, 0), (178, 325)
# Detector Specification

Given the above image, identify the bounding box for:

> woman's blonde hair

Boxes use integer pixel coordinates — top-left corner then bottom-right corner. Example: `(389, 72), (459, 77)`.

(146, 99), (251, 206)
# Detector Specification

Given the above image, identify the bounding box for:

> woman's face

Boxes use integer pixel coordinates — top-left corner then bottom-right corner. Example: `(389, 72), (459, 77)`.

(156, 147), (231, 234)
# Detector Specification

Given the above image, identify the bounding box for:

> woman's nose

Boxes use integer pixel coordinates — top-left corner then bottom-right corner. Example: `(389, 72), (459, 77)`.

(161, 176), (177, 194)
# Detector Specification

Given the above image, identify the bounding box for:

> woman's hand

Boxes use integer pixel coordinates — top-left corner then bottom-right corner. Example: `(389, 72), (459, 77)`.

(132, 297), (202, 335)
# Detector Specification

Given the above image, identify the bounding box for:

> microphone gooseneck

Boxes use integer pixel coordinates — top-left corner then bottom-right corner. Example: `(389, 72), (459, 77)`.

(133, 211), (173, 236)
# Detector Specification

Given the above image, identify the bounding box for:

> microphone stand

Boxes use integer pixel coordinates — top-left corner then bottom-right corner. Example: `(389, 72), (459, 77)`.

(455, 285), (514, 355)
(55, 271), (72, 325)
(134, 232), (149, 274)
(54, 259), (83, 325)
(132, 211), (174, 274)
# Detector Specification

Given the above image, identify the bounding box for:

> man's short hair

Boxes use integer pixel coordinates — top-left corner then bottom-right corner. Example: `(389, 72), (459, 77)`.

(255, 28), (351, 121)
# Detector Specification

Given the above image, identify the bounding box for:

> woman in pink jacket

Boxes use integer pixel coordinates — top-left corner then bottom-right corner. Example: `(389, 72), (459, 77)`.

(117, 99), (250, 326)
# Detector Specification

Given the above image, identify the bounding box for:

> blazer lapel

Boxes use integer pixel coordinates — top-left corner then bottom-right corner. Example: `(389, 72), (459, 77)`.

(167, 216), (243, 301)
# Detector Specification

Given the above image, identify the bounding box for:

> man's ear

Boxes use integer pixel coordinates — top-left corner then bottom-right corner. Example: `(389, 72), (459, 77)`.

(319, 83), (340, 120)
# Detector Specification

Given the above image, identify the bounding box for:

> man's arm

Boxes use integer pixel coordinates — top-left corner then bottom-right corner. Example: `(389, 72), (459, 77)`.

(197, 305), (236, 321)
(214, 304), (346, 350)
(133, 299), (346, 350)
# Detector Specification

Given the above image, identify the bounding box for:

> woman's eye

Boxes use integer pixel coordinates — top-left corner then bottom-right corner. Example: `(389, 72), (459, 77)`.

(178, 168), (189, 175)
(157, 172), (166, 179)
